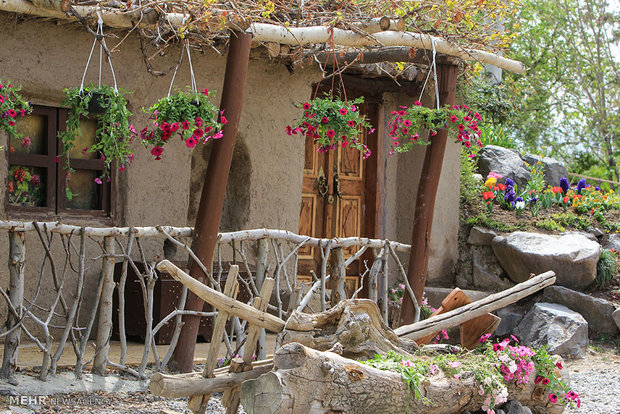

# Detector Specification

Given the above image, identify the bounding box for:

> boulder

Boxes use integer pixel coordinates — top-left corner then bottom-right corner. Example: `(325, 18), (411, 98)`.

(494, 305), (526, 337)
(542, 286), (619, 335)
(492, 232), (601, 290)
(467, 226), (499, 246)
(502, 400), (533, 414)
(514, 302), (588, 359)
(478, 145), (531, 189)
(605, 233), (620, 251)
(472, 246), (515, 292)
(613, 308), (620, 331)
(520, 153), (568, 188)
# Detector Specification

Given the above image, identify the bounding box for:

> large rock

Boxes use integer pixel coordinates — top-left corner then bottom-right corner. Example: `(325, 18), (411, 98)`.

(467, 226), (499, 246)
(514, 302), (588, 359)
(478, 145), (531, 189)
(605, 233), (620, 251)
(613, 308), (620, 331)
(492, 232), (601, 290)
(542, 286), (619, 335)
(521, 153), (568, 188)
(495, 304), (526, 337)
(472, 246), (515, 292)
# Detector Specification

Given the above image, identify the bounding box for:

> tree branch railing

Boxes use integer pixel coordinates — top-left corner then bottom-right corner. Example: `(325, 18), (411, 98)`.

(0, 220), (414, 382)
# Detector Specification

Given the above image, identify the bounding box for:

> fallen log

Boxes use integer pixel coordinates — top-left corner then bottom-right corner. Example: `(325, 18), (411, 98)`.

(281, 299), (418, 359)
(395, 271), (556, 340)
(149, 361), (273, 399)
(240, 343), (564, 414)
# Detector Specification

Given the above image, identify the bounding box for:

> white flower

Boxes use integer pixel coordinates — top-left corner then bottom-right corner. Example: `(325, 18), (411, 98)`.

(515, 200), (525, 210)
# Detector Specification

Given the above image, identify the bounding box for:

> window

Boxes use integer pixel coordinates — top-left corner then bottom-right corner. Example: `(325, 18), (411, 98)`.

(7, 105), (114, 220)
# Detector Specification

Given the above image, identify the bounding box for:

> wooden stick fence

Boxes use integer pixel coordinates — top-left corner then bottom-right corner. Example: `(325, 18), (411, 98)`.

(0, 220), (413, 385)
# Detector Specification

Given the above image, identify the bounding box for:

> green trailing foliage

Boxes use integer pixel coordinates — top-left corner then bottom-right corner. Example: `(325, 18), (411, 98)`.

(596, 249), (619, 287)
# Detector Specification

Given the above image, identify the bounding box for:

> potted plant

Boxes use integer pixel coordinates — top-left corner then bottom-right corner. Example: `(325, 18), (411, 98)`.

(286, 96), (373, 159)
(0, 79), (32, 139)
(59, 84), (136, 181)
(141, 88), (226, 160)
(387, 101), (483, 156)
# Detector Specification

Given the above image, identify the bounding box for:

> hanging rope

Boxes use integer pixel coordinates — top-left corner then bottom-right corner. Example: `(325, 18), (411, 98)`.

(167, 39), (199, 100)
(418, 38), (440, 109)
(79, 11), (118, 92)
(312, 26), (348, 103)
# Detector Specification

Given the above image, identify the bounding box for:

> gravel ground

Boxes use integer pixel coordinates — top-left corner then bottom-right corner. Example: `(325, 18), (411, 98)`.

(1, 348), (618, 413)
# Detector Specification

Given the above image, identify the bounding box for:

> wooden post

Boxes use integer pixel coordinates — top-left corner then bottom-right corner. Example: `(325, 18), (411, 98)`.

(0, 230), (25, 384)
(170, 30), (253, 373)
(400, 62), (459, 325)
(255, 239), (268, 360)
(93, 236), (115, 376)
(329, 247), (346, 305)
(188, 266), (239, 413)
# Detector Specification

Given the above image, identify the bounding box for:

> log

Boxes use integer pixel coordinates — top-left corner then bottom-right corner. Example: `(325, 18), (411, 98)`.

(281, 299), (418, 359)
(395, 271), (556, 339)
(157, 260), (286, 333)
(93, 236), (116, 376)
(0, 230), (26, 384)
(240, 343), (563, 414)
(149, 363), (273, 398)
(329, 247), (346, 305)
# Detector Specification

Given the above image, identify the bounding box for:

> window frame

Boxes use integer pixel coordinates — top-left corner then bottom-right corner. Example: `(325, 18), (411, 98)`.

(6, 104), (116, 222)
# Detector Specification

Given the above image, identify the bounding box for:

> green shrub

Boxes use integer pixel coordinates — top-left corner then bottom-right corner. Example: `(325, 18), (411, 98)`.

(596, 249), (619, 287)
(535, 219), (566, 232)
(460, 148), (483, 206)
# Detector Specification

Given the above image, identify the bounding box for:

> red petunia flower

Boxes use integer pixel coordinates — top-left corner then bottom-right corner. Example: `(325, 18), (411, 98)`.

(321, 117), (329, 124)
(193, 128), (204, 138)
(195, 117), (203, 127)
(185, 137), (198, 148)
(339, 108), (348, 115)
(542, 378), (550, 385)
(182, 120), (190, 130)
(302, 102), (311, 110)
(450, 115), (458, 122)
(548, 394), (557, 404)
(326, 129), (335, 138)
(347, 120), (356, 127)
(414, 100), (422, 106)
(151, 146), (164, 160)
(534, 376), (543, 384)
(8, 109), (17, 117)
(556, 362), (563, 370)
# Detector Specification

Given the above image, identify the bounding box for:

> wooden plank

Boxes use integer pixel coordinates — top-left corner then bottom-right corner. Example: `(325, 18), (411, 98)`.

(395, 272), (556, 339)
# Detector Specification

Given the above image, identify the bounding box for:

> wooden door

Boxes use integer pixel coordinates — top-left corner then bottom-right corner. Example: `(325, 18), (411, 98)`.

(298, 102), (379, 297)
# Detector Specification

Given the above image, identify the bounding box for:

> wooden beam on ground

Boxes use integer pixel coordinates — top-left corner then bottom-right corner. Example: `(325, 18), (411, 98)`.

(157, 260), (286, 333)
(394, 271), (556, 339)
(170, 30), (253, 373)
(399, 62), (459, 325)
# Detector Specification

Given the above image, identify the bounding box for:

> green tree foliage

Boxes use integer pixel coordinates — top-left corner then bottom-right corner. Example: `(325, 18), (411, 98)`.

(503, 0), (619, 185)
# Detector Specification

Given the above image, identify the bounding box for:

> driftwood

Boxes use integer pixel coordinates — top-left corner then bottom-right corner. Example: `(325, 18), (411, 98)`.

(281, 299), (418, 359)
(157, 260), (286, 332)
(395, 272), (556, 340)
(240, 343), (563, 414)
(150, 359), (274, 398)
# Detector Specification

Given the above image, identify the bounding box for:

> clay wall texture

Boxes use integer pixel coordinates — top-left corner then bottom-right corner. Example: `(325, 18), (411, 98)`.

(0, 13), (460, 333)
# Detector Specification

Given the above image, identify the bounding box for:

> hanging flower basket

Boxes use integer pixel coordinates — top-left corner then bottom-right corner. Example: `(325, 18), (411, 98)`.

(287, 96), (373, 159)
(142, 88), (226, 160)
(387, 101), (483, 156)
(59, 84), (136, 181)
(0, 80), (32, 139)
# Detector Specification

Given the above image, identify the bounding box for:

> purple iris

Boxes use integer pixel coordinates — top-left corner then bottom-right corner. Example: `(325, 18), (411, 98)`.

(559, 177), (569, 194)
(505, 178), (515, 188)
(576, 179), (586, 194)
(504, 190), (516, 204)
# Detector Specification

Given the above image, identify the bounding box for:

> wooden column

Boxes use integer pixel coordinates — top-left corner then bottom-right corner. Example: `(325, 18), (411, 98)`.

(93, 235), (115, 375)
(400, 62), (459, 325)
(0, 230), (25, 384)
(170, 31), (253, 373)
(329, 247), (346, 305)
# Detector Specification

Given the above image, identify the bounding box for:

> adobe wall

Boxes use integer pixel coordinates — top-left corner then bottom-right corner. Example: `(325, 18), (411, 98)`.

(0, 13), (460, 339)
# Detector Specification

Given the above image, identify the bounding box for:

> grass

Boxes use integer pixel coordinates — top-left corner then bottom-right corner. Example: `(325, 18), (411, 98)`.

(463, 212), (526, 232)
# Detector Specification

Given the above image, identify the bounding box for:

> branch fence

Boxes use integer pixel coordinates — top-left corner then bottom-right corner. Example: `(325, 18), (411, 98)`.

(0, 220), (416, 382)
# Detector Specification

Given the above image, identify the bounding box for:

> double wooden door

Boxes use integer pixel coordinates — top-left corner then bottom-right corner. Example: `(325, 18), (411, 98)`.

(298, 102), (380, 296)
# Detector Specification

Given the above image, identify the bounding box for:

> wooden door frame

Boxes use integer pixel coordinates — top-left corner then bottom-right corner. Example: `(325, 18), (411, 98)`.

(312, 77), (385, 241)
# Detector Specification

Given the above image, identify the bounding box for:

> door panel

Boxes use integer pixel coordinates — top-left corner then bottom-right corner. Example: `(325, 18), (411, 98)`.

(298, 102), (378, 297)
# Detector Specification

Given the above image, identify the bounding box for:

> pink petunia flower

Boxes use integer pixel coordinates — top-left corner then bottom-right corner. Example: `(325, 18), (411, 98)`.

(339, 108), (348, 115)
(414, 100), (422, 106)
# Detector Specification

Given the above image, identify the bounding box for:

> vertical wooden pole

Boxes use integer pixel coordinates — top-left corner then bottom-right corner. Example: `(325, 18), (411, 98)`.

(255, 239), (268, 360)
(170, 30), (253, 373)
(329, 247), (346, 305)
(93, 235), (115, 375)
(0, 230), (25, 384)
(400, 62), (459, 325)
